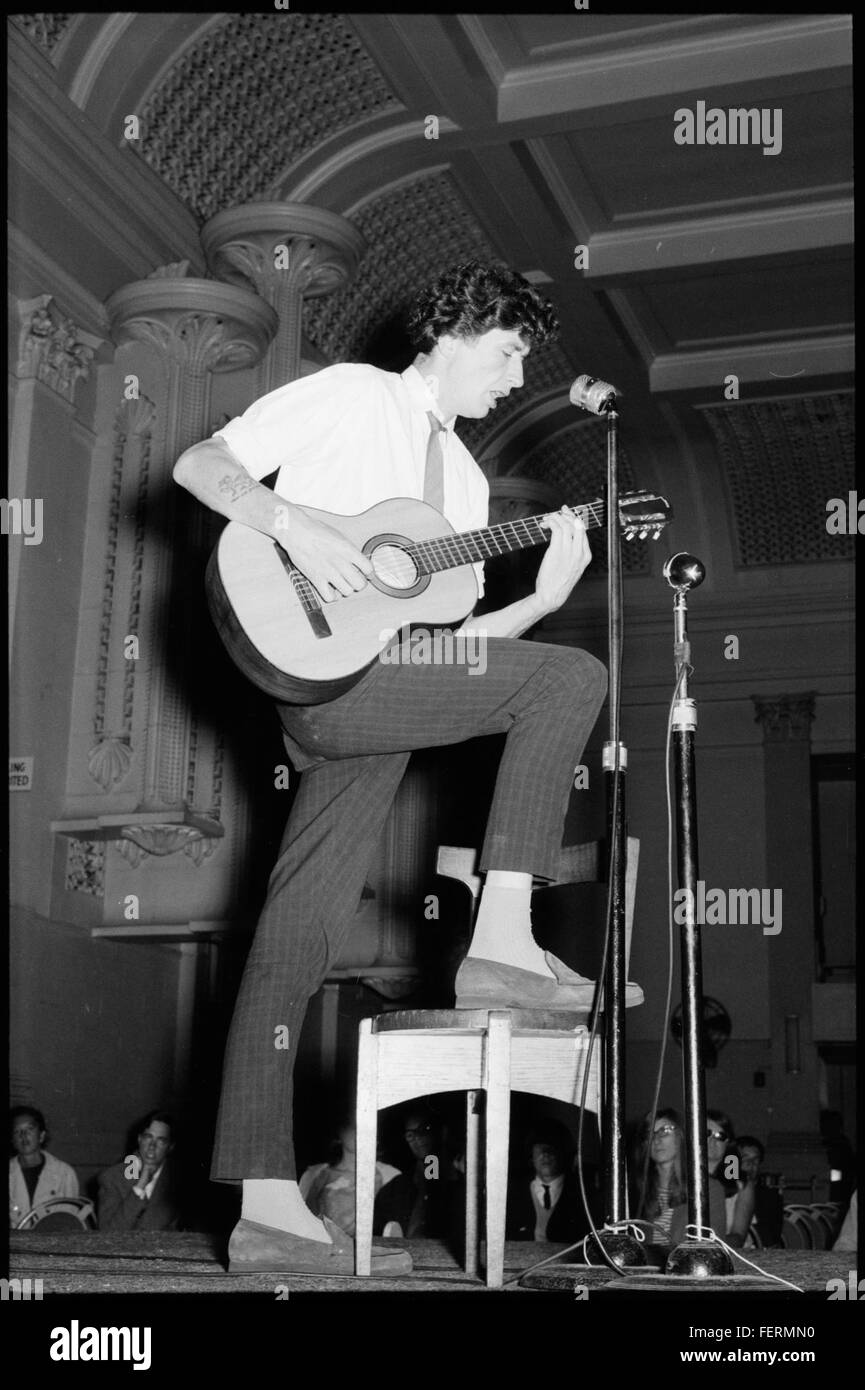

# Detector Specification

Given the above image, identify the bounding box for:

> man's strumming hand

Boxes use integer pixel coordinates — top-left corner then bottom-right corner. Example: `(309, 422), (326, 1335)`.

(278, 509), (373, 601)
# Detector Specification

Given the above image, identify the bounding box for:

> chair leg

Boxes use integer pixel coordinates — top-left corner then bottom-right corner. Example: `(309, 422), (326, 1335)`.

(355, 1019), (378, 1276)
(484, 1012), (511, 1289)
(465, 1089), (480, 1277)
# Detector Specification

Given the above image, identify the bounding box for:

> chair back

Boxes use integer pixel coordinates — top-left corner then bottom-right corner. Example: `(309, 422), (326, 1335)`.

(15, 1196), (96, 1231)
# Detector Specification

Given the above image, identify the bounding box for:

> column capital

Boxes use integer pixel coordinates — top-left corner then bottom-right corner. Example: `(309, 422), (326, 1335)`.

(105, 278), (277, 374)
(752, 691), (817, 742)
(200, 202), (366, 306)
(15, 294), (104, 404)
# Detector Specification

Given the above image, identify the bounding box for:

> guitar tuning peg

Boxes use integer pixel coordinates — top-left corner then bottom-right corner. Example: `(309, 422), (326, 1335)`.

(639, 527), (648, 540)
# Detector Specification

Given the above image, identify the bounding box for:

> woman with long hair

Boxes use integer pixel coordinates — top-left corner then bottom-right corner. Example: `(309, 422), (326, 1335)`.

(633, 1108), (687, 1243)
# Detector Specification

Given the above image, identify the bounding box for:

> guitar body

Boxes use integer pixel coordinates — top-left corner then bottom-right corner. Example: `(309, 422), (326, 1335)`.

(206, 498), (479, 704)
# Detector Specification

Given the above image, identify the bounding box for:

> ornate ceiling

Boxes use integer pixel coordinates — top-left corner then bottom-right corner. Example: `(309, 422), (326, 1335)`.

(10, 11), (854, 576)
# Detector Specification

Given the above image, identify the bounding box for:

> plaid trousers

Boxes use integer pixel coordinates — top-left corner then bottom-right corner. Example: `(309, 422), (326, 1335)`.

(211, 638), (606, 1180)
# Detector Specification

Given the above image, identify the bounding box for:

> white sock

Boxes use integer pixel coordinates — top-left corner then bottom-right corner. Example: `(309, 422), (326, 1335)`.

(466, 870), (555, 977)
(241, 1179), (332, 1242)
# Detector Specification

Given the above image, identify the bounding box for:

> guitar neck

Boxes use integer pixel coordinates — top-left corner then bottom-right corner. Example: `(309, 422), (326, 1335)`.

(414, 498), (606, 573)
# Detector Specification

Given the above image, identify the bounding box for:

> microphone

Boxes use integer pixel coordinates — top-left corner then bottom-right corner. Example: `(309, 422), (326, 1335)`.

(569, 374), (619, 415)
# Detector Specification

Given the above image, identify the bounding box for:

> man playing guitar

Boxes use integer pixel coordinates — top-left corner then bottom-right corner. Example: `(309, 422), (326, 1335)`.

(174, 261), (607, 1275)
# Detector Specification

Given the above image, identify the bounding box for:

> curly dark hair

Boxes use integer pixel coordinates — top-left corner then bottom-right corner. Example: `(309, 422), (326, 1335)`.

(407, 260), (559, 353)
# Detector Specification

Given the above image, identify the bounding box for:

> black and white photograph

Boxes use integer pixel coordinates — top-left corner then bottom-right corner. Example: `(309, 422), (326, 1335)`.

(6, 4), (857, 1365)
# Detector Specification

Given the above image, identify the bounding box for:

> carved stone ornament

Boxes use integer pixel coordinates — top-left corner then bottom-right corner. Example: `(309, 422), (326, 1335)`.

(200, 203), (366, 305)
(105, 279), (277, 375)
(752, 692), (817, 743)
(16, 295), (103, 404)
(88, 737), (133, 791)
(65, 838), (105, 897)
(114, 823), (218, 867)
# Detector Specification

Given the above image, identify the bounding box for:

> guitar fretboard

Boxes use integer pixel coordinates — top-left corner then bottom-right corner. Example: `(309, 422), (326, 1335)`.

(410, 499), (606, 574)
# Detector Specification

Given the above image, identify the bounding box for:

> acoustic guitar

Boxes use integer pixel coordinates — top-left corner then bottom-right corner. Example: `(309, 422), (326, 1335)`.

(205, 491), (672, 704)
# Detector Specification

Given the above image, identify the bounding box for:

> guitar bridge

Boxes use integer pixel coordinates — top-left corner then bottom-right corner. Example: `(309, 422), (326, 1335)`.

(304, 605), (332, 639)
(273, 543), (332, 639)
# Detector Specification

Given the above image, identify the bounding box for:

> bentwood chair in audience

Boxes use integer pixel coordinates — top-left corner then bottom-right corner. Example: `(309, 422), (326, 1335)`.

(780, 1216), (809, 1249)
(355, 837), (641, 1287)
(15, 1196), (96, 1231)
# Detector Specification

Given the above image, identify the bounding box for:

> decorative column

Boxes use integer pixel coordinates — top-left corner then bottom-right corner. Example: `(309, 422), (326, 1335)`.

(752, 692), (820, 1143)
(78, 275), (278, 862)
(200, 202), (366, 389)
(10, 295), (104, 648)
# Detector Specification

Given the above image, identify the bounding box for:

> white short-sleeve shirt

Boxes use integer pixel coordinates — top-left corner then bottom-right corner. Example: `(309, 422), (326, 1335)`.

(214, 362), (489, 594)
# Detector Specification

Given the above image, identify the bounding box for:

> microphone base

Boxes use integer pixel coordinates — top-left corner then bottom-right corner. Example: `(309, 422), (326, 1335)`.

(666, 1239), (735, 1278)
(584, 1229), (648, 1268)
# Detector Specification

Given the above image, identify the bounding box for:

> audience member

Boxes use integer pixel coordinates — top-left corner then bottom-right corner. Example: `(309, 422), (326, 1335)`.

(300, 1120), (400, 1237)
(374, 1105), (462, 1239)
(706, 1109), (755, 1248)
(9, 1106), (79, 1228)
(632, 1107), (726, 1246)
(506, 1119), (592, 1243)
(97, 1110), (182, 1232)
(736, 1134), (783, 1247)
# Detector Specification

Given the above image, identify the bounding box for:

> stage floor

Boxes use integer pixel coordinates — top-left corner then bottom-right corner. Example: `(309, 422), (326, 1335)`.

(9, 1230), (852, 1297)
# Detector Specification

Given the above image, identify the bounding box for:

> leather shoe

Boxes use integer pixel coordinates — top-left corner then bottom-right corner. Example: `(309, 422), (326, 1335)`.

(454, 951), (644, 1010)
(227, 1216), (412, 1276)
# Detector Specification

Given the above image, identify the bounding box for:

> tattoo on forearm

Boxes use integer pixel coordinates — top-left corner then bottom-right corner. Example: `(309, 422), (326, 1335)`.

(217, 472), (259, 502)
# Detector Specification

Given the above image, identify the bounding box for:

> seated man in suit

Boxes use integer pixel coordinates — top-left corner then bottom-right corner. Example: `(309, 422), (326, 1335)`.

(97, 1110), (182, 1232)
(506, 1120), (592, 1244)
(374, 1105), (464, 1241)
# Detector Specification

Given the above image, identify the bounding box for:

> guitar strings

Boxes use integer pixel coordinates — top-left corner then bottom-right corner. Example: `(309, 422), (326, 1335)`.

(284, 495), (661, 599)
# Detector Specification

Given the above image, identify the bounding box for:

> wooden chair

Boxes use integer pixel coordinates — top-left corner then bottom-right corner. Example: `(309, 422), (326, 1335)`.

(355, 837), (641, 1287)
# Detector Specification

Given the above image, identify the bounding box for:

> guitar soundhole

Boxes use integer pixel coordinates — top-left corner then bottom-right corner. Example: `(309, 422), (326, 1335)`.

(371, 543), (419, 590)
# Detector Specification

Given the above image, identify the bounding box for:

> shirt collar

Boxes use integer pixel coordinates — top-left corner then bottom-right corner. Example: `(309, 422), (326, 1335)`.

(532, 1173), (565, 1198)
(401, 363), (454, 431)
(142, 1163), (164, 1197)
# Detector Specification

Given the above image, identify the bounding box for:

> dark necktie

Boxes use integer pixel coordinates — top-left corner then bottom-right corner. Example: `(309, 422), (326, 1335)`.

(542, 1184), (551, 1209)
(423, 412), (445, 513)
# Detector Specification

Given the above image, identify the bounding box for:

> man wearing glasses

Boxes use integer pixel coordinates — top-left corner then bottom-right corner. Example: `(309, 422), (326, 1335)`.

(97, 1111), (182, 1231)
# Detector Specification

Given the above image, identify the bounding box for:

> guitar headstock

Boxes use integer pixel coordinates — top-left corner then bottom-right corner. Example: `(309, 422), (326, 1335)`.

(619, 490), (673, 541)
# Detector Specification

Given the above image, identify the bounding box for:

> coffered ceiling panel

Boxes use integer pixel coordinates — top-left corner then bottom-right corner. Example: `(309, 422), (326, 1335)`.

(638, 257), (853, 350)
(561, 87), (852, 223)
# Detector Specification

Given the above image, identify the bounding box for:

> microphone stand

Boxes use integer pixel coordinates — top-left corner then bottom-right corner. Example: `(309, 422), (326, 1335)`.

(663, 554), (733, 1278)
(588, 402), (645, 1268)
(519, 388), (644, 1290)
